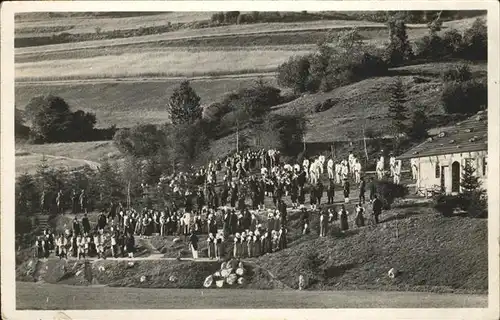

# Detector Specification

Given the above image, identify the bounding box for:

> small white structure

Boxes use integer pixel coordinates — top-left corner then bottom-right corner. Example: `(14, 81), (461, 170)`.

(397, 112), (487, 195)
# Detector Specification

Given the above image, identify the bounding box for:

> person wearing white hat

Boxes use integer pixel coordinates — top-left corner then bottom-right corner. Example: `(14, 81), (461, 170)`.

(253, 233), (261, 257)
(233, 233), (242, 259)
(188, 229), (199, 260)
(215, 233), (224, 260)
(207, 233), (216, 259)
(247, 232), (254, 258)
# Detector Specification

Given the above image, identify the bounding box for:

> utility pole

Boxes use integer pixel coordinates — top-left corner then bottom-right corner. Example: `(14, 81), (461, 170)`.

(362, 119), (369, 164)
(236, 120), (239, 153)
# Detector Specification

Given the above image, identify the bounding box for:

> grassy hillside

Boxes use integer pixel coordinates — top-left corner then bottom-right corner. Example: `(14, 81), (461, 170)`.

(272, 62), (485, 142)
(257, 206), (487, 293)
(15, 75), (278, 128)
(16, 203), (488, 294)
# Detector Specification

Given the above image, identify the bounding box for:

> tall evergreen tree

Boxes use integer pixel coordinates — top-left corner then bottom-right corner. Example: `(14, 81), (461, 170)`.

(388, 78), (408, 136)
(385, 18), (413, 65)
(167, 81), (202, 125)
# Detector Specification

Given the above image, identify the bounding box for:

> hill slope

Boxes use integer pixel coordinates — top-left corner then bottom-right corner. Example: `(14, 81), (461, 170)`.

(257, 206), (487, 293)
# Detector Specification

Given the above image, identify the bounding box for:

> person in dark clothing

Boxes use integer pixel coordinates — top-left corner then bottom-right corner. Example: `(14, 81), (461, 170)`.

(185, 192), (194, 213)
(300, 207), (310, 235)
(355, 204), (365, 227)
(372, 195), (383, 224)
(126, 233), (135, 258)
(316, 181), (324, 206)
(278, 199), (287, 226)
(230, 183), (238, 208)
(369, 177), (377, 201)
(71, 190), (78, 214)
(309, 185), (317, 209)
(197, 189), (205, 210)
(327, 179), (335, 204)
(188, 230), (199, 259)
(339, 205), (349, 231)
(82, 213), (91, 234)
(97, 212), (107, 231)
(343, 180), (350, 203)
(221, 183), (229, 207)
(72, 217), (81, 236)
(359, 177), (366, 204)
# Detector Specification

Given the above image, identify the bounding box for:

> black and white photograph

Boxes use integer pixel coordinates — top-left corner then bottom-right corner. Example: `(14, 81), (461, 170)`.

(1, 1), (499, 319)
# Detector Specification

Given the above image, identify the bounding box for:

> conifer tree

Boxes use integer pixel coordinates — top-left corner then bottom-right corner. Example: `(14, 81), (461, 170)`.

(385, 18), (413, 65)
(461, 160), (481, 193)
(388, 78), (408, 137)
(167, 81), (202, 125)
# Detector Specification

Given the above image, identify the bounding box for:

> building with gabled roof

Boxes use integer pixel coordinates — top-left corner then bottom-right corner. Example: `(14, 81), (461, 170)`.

(397, 111), (487, 195)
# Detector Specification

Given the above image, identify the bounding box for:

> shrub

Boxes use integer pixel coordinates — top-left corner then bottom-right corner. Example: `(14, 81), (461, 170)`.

(434, 194), (464, 217)
(414, 34), (446, 59)
(277, 55), (313, 94)
(167, 80), (202, 125)
(314, 99), (335, 113)
(441, 64), (472, 82)
(441, 79), (487, 115)
(461, 18), (487, 61)
(442, 29), (464, 56)
(374, 180), (409, 209)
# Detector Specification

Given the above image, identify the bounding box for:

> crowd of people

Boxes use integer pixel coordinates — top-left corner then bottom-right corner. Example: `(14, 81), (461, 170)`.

(34, 147), (395, 261)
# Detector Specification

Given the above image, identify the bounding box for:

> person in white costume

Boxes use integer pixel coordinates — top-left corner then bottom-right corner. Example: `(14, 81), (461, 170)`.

(410, 158), (418, 180)
(376, 159), (384, 180)
(335, 162), (341, 184)
(389, 155), (396, 177)
(353, 159), (362, 183)
(393, 160), (402, 184)
(327, 158), (334, 180)
(303, 158), (310, 179)
(341, 161), (349, 185)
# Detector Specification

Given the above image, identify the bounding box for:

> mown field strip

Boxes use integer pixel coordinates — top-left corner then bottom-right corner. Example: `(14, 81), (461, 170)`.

(15, 50), (309, 80)
(15, 22), (393, 55)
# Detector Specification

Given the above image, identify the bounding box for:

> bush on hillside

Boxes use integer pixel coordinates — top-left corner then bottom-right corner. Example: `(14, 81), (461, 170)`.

(24, 95), (97, 144)
(461, 18), (487, 61)
(113, 124), (166, 158)
(384, 18), (413, 66)
(167, 81), (202, 125)
(314, 98), (337, 113)
(441, 79), (487, 115)
(374, 180), (409, 209)
(441, 64), (473, 82)
(277, 55), (314, 94)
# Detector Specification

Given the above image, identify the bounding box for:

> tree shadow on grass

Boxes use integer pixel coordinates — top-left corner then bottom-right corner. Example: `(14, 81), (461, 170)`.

(380, 210), (423, 224)
(323, 262), (358, 279)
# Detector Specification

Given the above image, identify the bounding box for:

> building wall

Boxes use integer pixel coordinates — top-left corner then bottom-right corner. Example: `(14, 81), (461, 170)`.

(414, 151), (487, 194)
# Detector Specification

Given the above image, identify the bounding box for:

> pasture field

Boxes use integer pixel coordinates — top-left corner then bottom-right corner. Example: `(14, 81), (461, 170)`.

(15, 12), (212, 36)
(16, 282), (487, 309)
(15, 75), (278, 128)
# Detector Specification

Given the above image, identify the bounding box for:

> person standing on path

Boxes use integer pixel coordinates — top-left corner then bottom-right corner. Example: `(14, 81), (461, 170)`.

(327, 179), (335, 205)
(82, 213), (91, 235)
(339, 205), (349, 232)
(369, 177), (377, 202)
(79, 190), (87, 214)
(372, 195), (383, 224)
(359, 177), (366, 205)
(343, 179), (350, 204)
(126, 233), (135, 258)
(188, 230), (199, 260)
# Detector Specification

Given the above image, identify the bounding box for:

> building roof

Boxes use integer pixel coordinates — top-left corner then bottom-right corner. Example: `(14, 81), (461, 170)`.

(397, 111), (488, 160)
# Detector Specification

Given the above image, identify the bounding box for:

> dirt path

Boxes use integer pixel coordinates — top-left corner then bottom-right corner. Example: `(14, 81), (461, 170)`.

(22, 152), (101, 170)
(15, 71), (276, 85)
